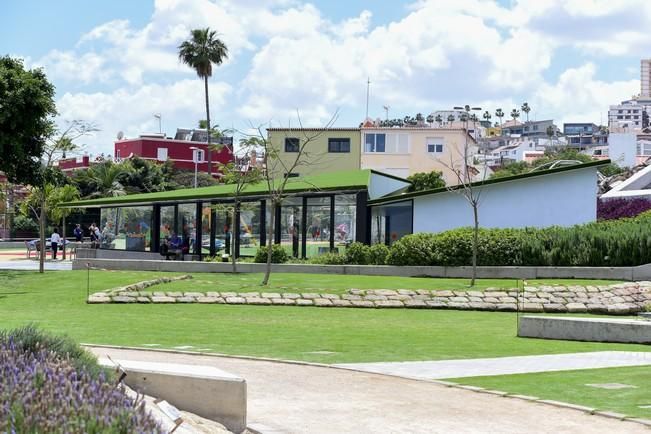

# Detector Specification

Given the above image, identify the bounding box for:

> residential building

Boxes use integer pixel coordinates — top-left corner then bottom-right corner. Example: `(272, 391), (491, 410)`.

(501, 119), (558, 139)
(359, 126), (476, 183)
(114, 129), (233, 175)
(563, 123), (608, 148)
(608, 99), (649, 131)
(57, 155), (91, 174)
(642, 59), (651, 98)
(266, 128), (361, 178)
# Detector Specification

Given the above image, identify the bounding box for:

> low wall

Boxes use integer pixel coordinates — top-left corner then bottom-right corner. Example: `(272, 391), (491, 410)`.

(73, 251), (651, 280)
(98, 358), (247, 433)
(0, 241), (28, 248)
(518, 316), (651, 344)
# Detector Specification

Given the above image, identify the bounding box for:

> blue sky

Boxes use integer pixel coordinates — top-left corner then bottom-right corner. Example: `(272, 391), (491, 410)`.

(2, 0), (649, 155)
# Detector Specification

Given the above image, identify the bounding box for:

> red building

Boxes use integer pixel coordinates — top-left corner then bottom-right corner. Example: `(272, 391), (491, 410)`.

(114, 129), (233, 175)
(57, 155), (91, 173)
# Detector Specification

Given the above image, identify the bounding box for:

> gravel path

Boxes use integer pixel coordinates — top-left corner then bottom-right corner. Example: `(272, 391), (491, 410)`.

(335, 351), (651, 379)
(85, 346), (647, 434)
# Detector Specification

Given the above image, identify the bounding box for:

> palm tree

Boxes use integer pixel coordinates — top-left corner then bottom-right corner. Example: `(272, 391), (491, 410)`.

(447, 114), (455, 124)
(426, 114), (434, 126)
(495, 108), (504, 128)
(76, 162), (128, 198)
(435, 114), (443, 127)
(521, 102), (531, 123)
(178, 28), (229, 177)
(483, 111), (491, 124)
(510, 109), (520, 123)
(546, 125), (555, 147)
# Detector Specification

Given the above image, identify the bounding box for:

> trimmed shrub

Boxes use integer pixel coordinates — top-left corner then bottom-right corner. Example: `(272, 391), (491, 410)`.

(386, 233), (439, 266)
(598, 197), (651, 220)
(310, 252), (346, 265)
(367, 243), (389, 265)
(344, 242), (370, 265)
(254, 244), (289, 263)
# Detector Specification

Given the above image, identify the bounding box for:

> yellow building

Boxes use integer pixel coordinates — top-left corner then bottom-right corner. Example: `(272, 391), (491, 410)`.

(359, 127), (477, 184)
(267, 128), (361, 178)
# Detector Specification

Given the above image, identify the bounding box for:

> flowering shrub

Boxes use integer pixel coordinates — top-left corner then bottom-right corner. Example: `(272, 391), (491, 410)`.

(597, 197), (651, 220)
(0, 332), (163, 433)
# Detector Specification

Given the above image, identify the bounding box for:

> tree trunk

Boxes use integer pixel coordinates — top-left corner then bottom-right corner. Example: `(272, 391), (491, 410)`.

(39, 196), (46, 273)
(62, 215), (66, 260)
(262, 201), (275, 285)
(231, 204), (237, 274)
(204, 75), (212, 177)
(471, 203), (479, 287)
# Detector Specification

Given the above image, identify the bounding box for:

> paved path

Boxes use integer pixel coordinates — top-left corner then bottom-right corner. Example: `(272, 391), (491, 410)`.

(335, 351), (651, 379)
(86, 347), (647, 434)
(0, 259), (72, 271)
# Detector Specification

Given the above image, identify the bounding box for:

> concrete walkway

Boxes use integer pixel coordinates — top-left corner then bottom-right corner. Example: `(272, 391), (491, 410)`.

(0, 259), (72, 271)
(86, 346), (647, 434)
(335, 351), (651, 380)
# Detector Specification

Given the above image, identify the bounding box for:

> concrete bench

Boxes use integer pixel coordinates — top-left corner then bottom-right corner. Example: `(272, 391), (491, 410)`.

(98, 358), (247, 433)
(518, 315), (651, 344)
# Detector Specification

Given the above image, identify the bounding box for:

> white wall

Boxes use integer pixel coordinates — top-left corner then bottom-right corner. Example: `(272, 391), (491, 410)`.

(412, 167), (598, 233)
(369, 172), (410, 200)
(608, 133), (637, 167)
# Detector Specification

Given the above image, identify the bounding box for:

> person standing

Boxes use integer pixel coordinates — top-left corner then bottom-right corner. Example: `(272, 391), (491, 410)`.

(50, 228), (61, 260)
(73, 224), (83, 242)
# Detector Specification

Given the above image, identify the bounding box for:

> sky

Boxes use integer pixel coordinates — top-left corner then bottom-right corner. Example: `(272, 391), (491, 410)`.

(1, 0), (649, 156)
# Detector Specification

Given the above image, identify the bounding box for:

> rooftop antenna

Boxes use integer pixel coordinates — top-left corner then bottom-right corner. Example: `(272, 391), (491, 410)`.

(365, 77), (371, 119)
(383, 105), (390, 121)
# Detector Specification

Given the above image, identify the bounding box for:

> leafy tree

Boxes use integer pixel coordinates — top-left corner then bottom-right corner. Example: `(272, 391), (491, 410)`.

(178, 28), (228, 176)
(120, 156), (174, 193)
(435, 114), (443, 127)
(0, 56), (57, 185)
(407, 171), (445, 192)
(510, 109), (520, 123)
(72, 161), (129, 198)
(482, 111), (491, 124)
(170, 170), (219, 189)
(521, 102), (531, 123)
(495, 108), (504, 129)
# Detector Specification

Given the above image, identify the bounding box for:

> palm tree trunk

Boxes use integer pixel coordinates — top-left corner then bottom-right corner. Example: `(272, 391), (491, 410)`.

(204, 75), (212, 177)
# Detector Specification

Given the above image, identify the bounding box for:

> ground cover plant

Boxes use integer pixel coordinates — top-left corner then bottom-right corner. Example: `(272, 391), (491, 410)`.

(0, 270), (645, 364)
(449, 365), (651, 420)
(0, 325), (162, 433)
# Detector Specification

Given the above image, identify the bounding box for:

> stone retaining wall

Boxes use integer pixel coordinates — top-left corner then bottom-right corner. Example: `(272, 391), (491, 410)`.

(88, 281), (651, 315)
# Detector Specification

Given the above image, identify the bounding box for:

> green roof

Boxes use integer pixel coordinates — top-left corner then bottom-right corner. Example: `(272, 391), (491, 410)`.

(368, 159), (611, 205)
(61, 169), (373, 208)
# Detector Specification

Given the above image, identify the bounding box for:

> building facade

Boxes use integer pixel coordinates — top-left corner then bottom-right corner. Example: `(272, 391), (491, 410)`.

(266, 128), (361, 178)
(115, 130), (234, 175)
(360, 127), (476, 183)
(563, 123), (608, 148)
(501, 119), (557, 139)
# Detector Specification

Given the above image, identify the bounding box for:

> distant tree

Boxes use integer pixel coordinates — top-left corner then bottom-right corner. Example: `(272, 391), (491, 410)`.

(495, 108), (505, 129)
(510, 109), (520, 123)
(407, 171), (445, 192)
(426, 114), (434, 125)
(170, 170), (219, 189)
(73, 161), (129, 198)
(483, 111), (492, 124)
(178, 28), (228, 176)
(435, 114), (443, 127)
(120, 156), (174, 193)
(0, 56), (57, 184)
(521, 102), (531, 123)
(447, 114), (455, 123)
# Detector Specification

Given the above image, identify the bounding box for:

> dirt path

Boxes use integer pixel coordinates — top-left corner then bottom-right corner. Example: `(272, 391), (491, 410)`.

(86, 346), (647, 434)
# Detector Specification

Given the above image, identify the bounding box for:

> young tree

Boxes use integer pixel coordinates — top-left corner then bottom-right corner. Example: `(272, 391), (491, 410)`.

(241, 112), (338, 285)
(0, 56), (56, 185)
(406, 171), (445, 192)
(178, 28), (228, 177)
(217, 142), (263, 273)
(45, 184), (80, 260)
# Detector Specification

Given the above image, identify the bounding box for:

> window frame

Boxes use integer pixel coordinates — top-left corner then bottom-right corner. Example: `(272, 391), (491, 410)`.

(328, 137), (351, 153)
(284, 137), (300, 153)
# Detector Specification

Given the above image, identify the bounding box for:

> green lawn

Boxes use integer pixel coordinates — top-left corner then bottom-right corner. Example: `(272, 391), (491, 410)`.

(0, 270), (646, 364)
(450, 366), (651, 419)
(148, 272), (621, 295)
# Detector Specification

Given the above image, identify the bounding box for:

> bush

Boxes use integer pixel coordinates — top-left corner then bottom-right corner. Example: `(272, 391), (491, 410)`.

(344, 242), (370, 265)
(386, 233), (439, 266)
(13, 214), (38, 233)
(367, 243), (389, 265)
(310, 252), (346, 265)
(0, 324), (103, 379)
(598, 197), (651, 220)
(254, 244), (289, 263)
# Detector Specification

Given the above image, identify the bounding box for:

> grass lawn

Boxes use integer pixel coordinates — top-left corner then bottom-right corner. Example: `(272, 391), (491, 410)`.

(0, 270), (647, 364)
(450, 366), (651, 419)
(149, 272), (621, 295)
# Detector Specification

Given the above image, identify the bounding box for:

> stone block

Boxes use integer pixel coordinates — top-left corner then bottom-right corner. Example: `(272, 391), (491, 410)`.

(246, 297), (272, 305)
(374, 300), (404, 308)
(425, 301), (447, 308)
(586, 304), (607, 313)
(239, 292), (260, 298)
(364, 295), (388, 301)
(432, 290), (453, 297)
(466, 291), (484, 298)
(468, 296), (483, 303)
(484, 291), (507, 298)
(342, 294), (362, 301)
(469, 302), (495, 311)
(205, 292), (221, 297)
(282, 293), (301, 299)
(314, 298), (333, 307)
(301, 293), (322, 299)
(166, 292), (184, 297)
(220, 292), (237, 298)
(450, 296), (469, 303)
(350, 300), (374, 308)
(136, 297), (151, 303)
(184, 292), (204, 298)
(88, 295), (111, 304)
(349, 288), (364, 295)
(607, 303), (630, 315)
(152, 292), (167, 297)
(112, 296), (136, 303)
(566, 302), (588, 313)
(417, 289), (434, 295)
(271, 298), (295, 305)
(447, 302), (470, 310)
(404, 300), (428, 308)
(296, 299), (314, 306)
(542, 303), (567, 313)
(398, 289), (416, 295)
(484, 297), (500, 304)
(522, 303), (543, 313)
(176, 296), (196, 303)
(374, 289), (398, 296)
(151, 296), (176, 303)
(496, 303), (516, 311)
(196, 297), (222, 304)
(388, 294), (412, 301)
(261, 293), (281, 299)
(499, 296), (517, 303)
(331, 299), (352, 307)
(225, 296), (246, 304)
(322, 293), (340, 299)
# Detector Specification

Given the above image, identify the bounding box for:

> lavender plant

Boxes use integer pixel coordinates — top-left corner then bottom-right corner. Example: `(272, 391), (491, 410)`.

(0, 339), (163, 433)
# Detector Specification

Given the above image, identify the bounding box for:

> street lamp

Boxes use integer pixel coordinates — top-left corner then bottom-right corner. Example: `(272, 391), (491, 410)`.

(153, 113), (162, 134)
(190, 146), (203, 188)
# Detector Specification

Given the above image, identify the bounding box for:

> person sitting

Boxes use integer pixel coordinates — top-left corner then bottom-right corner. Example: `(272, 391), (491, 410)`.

(159, 237), (176, 260)
(168, 233), (183, 260)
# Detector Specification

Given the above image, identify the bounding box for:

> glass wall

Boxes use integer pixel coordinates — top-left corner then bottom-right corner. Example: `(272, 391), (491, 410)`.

(280, 197), (302, 258)
(160, 205), (175, 241)
(370, 201), (412, 245)
(306, 196), (331, 257)
(99, 208), (119, 249)
(213, 207), (231, 256)
(334, 194), (356, 254)
(178, 203), (197, 254)
(100, 206), (153, 251)
(239, 201), (262, 257)
(201, 203), (212, 255)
